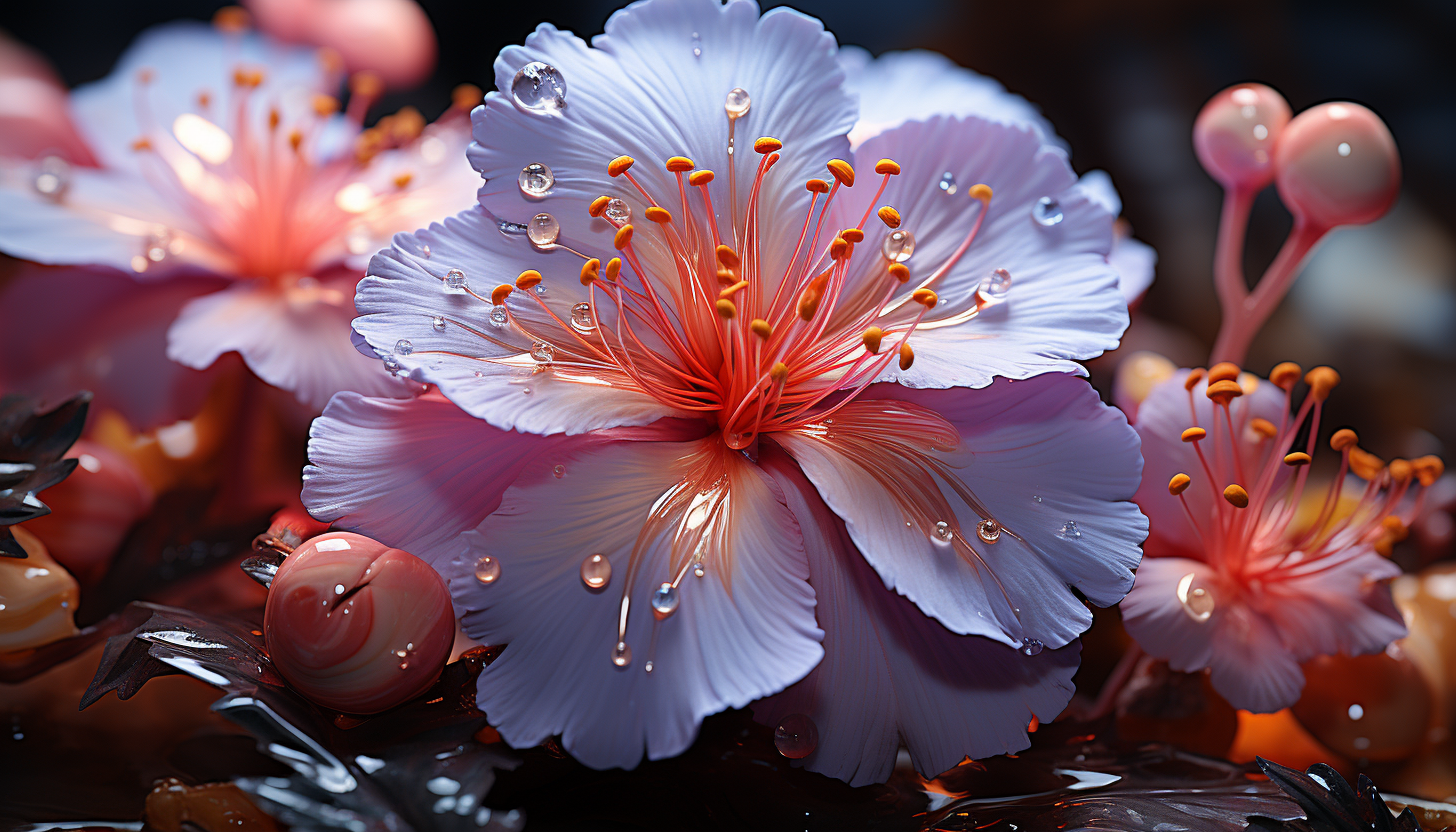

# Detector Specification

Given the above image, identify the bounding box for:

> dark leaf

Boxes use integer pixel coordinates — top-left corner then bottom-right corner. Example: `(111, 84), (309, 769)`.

(0, 391), (89, 557)
(1253, 757), (1426, 832)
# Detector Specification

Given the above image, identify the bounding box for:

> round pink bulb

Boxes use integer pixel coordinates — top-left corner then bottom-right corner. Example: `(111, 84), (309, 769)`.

(23, 441), (154, 585)
(1274, 101), (1400, 230)
(264, 532), (454, 714)
(1193, 83), (1292, 191)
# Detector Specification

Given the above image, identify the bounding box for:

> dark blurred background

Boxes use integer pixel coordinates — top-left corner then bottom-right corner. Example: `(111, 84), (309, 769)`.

(5, 0), (1455, 458)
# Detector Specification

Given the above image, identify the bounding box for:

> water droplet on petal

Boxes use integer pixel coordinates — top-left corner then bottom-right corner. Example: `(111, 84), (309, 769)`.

(420, 244), (431, 258)
(651, 582), (679, 618)
(881, 229), (916, 263)
(473, 555), (500, 585)
(498, 220), (528, 236)
(473, 370), (485, 378)
(644, 660), (654, 672)
(444, 268), (468, 291)
(518, 162), (554, 197)
(527, 213), (560, 247)
(431, 315), (446, 332)
(1033, 495), (1044, 503)
(978, 268), (1012, 302)
(146, 228), (175, 262)
(580, 553), (611, 589)
(1057, 520), (1082, 540)
(382, 356), (402, 375)
(1176, 572), (1217, 622)
(774, 713), (818, 759)
(394, 339), (413, 355)
(693, 562), (705, 578)
(604, 198), (631, 225)
(510, 62), (566, 111)
(725, 87), (751, 118)
(1033, 196), (1064, 226)
(932, 520), (954, 543)
(611, 640), (632, 667)
(570, 302), (595, 333)
(32, 156), (71, 199)
(690, 31), (702, 58)
(977, 519), (1002, 543)
(552, 464), (565, 478)
(1020, 638), (1045, 656)
(489, 306), (508, 326)
(937, 171), (958, 195)
(530, 341), (555, 365)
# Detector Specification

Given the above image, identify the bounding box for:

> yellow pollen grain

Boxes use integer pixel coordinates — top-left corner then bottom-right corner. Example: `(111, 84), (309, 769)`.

(131, 137), (153, 152)
(491, 284), (513, 305)
(645, 206), (672, 224)
(1330, 428), (1358, 451)
(1413, 455), (1445, 486)
(805, 179), (829, 194)
(898, 342), (915, 371)
(770, 362), (790, 381)
(665, 156), (694, 172)
(841, 228), (865, 243)
(888, 263), (910, 283)
(233, 67), (264, 88)
(393, 172), (413, 189)
(826, 159), (855, 187)
(968, 183), (993, 202)
(1207, 362), (1241, 384)
(1250, 418), (1277, 439)
(515, 270), (542, 290)
(753, 137), (782, 154)
(719, 280), (749, 299)
(1168, 473), (1191, 495)
(213, 6), (251, 31)
(267, 108), (280, 130)
(1205, 379), (1243, 404)
(689, 170), (714, 186)
(1181, 427), (1207, 443)
(313, 94), (340, 116)
(608, 156), (634, 177)
(452, 83), (483, 110)
(288, 130), (303, 151)
(877, 206), (902, 228)
(588, 195), (611, 218)
(862, 327), (884, 354)
(1223, 484), (1249, 508)
(1284, 452), (1312, 466)
(874, 158), (901, 175)
(349, 71), (382, 99)
(1305, 366), (1341, 400)
(580, 258), (600, 285)
(1270, 361), (1302, 389)
(1184, 368), (1207, 391)
(912, 288), (938, 307)
(749, 319), (772, 340)
(614, 224), (634, 249)
(715, 298), (737, 319)
(716, 245), (740, 269)
(605, 258), (622, 281)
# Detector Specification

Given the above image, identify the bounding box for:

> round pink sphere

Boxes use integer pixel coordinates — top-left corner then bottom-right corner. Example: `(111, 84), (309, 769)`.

(1193, 83), (1291, 191)
(1274, 101), (1400, 229)
(264, 532), (454, 714)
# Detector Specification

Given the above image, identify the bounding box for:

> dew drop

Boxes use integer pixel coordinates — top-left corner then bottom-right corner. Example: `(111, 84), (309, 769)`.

(604, 197), (632, 225)
(1033, 495), (1044, 503)
(1032, 196), (1064, 227)
(394, 339), (413, 355)
(527, 213), (560, 247)
(32, 156), (71, 199)
(489, 306), (509, 326)
(510, 62), (567, 111)
(1176, 572), (1216, 622)
(611, 640), (632, 668)
(690, 31), (702, 58)
(517, 162), (554, 197)
(580, 553), (611, 589)
(978, 268), (1012, 301)
(932, 520), (954, 543)
(651, 582), (680, 618)
(1057, 520), (1082, 540)
(146, 228), (175, 262)
(553, 464), (565, 478)
(724, 87), (751, 118)
(693, 562), (705, 578)
(644, 660), (655, 673)
(431, 315), (446, 332)
(420, 244), (431, 258)
(569, 302), (595, 334)
(473, 555), (500, 585)
(444, 268), (468, 291)
(497, 220), (528, 236)
(774, 713), (818, 759)
(937, 171), (958, 196)
(473, 370), (485, 378)
(382, 356), (402, 375)
(977, 519), (1002, 543)
(534, 284), (548, 296)
(1020, 638), (1045, 656)
(530, 341), (556, 365)
(881, 229), (916, 263)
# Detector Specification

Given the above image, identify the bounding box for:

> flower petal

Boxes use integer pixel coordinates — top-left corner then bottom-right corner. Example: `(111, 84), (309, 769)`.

(1119, 556), (1221, 673)
(1074, 170), (1155, 304)
(755, 448), (1080, 785)
(1257, 547), (1406, 663)
(442, 436), (822, 769)
(829, 116), (1128, 389)
(167, 276), (411, 410)
(774, 376), (1146, 649)
(838, 46), (1062, 151)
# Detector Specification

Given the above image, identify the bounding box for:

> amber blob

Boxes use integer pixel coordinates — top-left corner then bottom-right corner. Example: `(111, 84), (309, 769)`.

(1291, 646), (1434, 762)
(0, 526), (80, 652)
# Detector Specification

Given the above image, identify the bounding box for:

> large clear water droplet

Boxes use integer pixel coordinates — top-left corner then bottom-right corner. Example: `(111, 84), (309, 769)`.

(394, 339), (413, 355)
(1176, 572), (1216, 622)
(1032, 196), (1064, 227)
(977, 519), (1001, 543)
(444, 268), (468, 291)
(978, 268), (1012, 302)
(881, 229), (916, 263)
(431, 315), (446, 332)
(518, 163), (554, 197)
(530, 341), (555, 365)
(1020, 638), (1044, 656)
(932, 520), (953, 544)
(651, 582), (680, 618)
(382, 355), (402, 375)
(510, 62), (566, 112)
(604, 198), (631, 225)
(473, 555), (500, 585)
(32, 156), (71, 199)
(1057, 520), (1082, 540)
(937, 171), (958, 196)
(570, 302), (595, 333)
(611, 640), (632, 668)
(489, 306), (508, 326)
(774, 713), (818, 759)
(580, 553), (611, 590)
(725, 87), (751, 119)
(527, 213), (560, 247)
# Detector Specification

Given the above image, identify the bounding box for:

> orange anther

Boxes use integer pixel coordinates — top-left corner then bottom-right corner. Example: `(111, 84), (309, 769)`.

(313, 94), (339, 116)
(393, 172), (413, 189)
(1349, 447), (1386, 481)
(715, 298), (737, 319)
(1389, 459), (1414, 482)
(715, 245), (740, 269)
(1330, 429), (1358, 451)
(912, 288), (938, 307)
(1284, 452), (1312, 466)
(1270, 361), (1302, 389)
(874, 158), (901, 175)
(841, 228), (865, 243)
(613, 224), (634, 249)
(1413, 455), (1445, 486)
(877, 206), (902, 228)
(588, 195), (611, 217)
(452, 84), (483, 110)
(1207, 362), (1240, 384)
(1223, 484), (1250, 508)
(1184, 368), (1207, 391)
(491, 284), (513, 305)
(1168, 474), (1191, 496)
(826, 159), (855, 187)
(888, 263), (910, 283)
(1205, 379), (1243, 404)
(580, 259), (600, 285)
(689, 170), (715, 186)
(665, 156), (694, 172)
(719, 280), (749, 298)
(770, 362), (790, 381)
(1250, 418), (1277, 439)
(645, 206), (672, 224)
(898, 342), (915, 370)
(862, 327), (884, 354)
(604, 258), (621, 281)
(1181, 427), (1207, 443)
(805, 179), (829, 194)
(749, 319), (772, 340)
(830, 236), (851, 260)
(608, 156), (634, 177)
(968, 183), (993, 202)
(515, 270), (542, 290)
(753, 137), (782, 154)
(1305, 366), (1341, 401)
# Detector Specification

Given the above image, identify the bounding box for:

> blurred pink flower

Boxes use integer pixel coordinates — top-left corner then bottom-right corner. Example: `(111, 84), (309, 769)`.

(243, 0), (437, 89)
(304, 0), (1147, 782)
(1121, 365), (1423, 712)
(0, 21), (480, 412)
(0, 32), (96, 164)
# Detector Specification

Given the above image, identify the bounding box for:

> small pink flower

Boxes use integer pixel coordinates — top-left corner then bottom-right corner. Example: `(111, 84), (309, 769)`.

(1121, 363), (1427, 712)
(0, 20), (479, 410)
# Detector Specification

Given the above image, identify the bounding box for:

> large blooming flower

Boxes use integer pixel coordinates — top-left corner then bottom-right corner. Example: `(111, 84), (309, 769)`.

(1121, 363), (1428, 712)
(304, 0), (1147, 782)
(0, 20), (478, 411)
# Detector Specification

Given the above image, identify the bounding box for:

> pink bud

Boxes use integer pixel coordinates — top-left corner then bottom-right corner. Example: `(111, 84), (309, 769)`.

(1274, 101), (1400, 230)
(24, 441), (154, 585)
(1193, 83), (1291, 191)
(264, 532), (454, 714)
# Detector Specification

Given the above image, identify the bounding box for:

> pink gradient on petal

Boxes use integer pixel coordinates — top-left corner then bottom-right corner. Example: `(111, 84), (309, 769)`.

(0, 32), (97, 165)
(245, 0), (436, 88)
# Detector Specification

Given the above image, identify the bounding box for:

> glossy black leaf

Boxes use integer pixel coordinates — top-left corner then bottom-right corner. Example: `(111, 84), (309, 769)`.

(0, 391), (89, 557)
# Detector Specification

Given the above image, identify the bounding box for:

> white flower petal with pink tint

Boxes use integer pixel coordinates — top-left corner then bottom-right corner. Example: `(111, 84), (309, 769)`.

(167, 278), (411, 410)
(1076, 170), (1156, 304)
(440, 437), (822, 769)
(1120, 557), (1221, 673)
(838, 46), (1062, 151)
(754, 449), (1080, 786)
(774, 376), (1145, 649)
(827, 116), (1127, 390)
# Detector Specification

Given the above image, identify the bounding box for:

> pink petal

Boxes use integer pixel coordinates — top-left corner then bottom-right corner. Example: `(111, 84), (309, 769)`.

(246, 0), (437, 88)
(445, 436), (822, 769)
(774, 376), (1146, 650)
(1119, 556), (1220, 673)
(754, 449), (1080, 785)
(1256, 548), (1406, 663)
(1205, 605), (1305, 713)
(0, 32), (97, 165)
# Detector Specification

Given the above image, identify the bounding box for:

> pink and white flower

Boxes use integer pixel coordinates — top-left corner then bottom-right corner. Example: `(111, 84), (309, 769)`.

(1121, 363), (1427, 712)
(0, 20), (479, 412)
(304, 0), (1147, 781)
